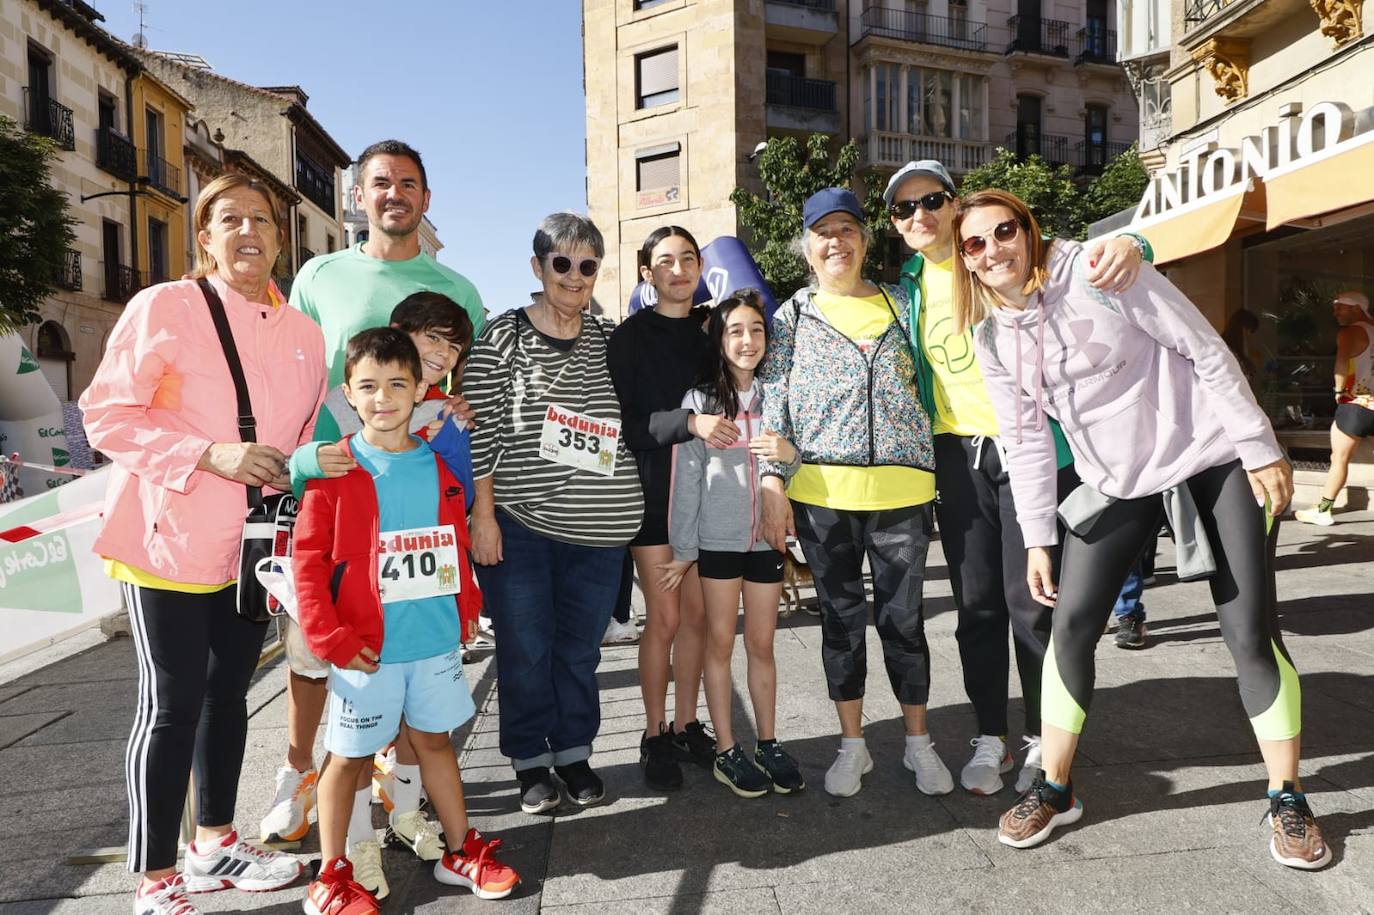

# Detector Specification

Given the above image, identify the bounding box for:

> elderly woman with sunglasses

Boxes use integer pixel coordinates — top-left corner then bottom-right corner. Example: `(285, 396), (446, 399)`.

(952, 188), (1329, 871)
(465, 212), (644, 815)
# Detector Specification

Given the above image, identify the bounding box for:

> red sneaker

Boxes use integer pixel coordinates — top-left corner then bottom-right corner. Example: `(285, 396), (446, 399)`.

(432, 828), (521, 900)
(304, 857), (379, 915)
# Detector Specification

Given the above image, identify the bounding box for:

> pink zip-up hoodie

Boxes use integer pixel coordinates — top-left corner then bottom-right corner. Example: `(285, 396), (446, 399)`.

(973, 239), (1283, 549)
(80, 276), (327, 585)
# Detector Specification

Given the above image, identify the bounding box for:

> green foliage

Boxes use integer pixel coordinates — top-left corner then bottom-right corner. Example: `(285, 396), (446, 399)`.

(960, 143), (1150, 240)
(729, 134), (889, 303)
(0, 115), (77, 333)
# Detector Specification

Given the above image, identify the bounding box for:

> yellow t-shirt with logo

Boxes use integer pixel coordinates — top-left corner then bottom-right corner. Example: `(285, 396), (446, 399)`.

(918, 257), (1000, 437)
(786, 290), (937, 511)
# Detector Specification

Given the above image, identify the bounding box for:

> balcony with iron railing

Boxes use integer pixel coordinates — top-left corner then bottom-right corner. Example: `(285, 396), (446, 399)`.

(770, 0), (834, 9)
(1006, 16), (1072, 58)
(1075, 26), (1117, 65)
(859, 5), (989, 52)
(861, 131), (993, 173)
(766, 72), (840, 133)
(96, 127), (137, 181)
(143, 151), (182, 199)
(765, 0), (838, 41)
(1076, 139), (1133, 173)
(23, 88), (75, 151)
(1184, 0), (1231, 25)
(295, 153), (336, 216)
(55, 249), (82, 292)
(103, 264), (142, 303)
(1180, 0), (1307, 48)
(1004, 131), (1074, 168)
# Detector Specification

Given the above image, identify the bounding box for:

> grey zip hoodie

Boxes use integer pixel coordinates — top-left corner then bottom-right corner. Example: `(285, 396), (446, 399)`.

(974, 239), (1283, 549)
(668, 382), (800, 561)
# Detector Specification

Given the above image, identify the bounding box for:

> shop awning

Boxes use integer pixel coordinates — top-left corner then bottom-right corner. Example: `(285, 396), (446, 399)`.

(1120, 180), (1261, 266)
(1264, 130), (1374, 230)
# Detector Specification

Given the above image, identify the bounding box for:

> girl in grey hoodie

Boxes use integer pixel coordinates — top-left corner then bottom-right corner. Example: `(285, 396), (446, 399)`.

(661, 291), (805, 799)
(953, 189), (1328, 871)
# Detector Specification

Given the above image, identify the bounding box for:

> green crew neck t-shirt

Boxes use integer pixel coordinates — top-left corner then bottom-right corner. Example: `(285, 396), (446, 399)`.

(289, 243), (486, 386)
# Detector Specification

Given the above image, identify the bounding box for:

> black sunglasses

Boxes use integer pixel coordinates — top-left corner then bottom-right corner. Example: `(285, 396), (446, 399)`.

(888, 191), (952, 220)
(547, 252), (601, 277)
(959, 219), (1022, 257)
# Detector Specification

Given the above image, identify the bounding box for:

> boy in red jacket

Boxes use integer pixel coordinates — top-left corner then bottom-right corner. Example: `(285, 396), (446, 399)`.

(295, 328), (518, 914)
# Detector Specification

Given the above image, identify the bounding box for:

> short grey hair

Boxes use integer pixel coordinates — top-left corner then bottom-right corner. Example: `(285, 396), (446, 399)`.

(533, 212), (605, 260)
(791, 219), (875, 282)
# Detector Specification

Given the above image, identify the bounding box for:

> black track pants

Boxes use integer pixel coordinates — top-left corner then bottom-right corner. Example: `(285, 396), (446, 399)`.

(123, 584), (266, 872)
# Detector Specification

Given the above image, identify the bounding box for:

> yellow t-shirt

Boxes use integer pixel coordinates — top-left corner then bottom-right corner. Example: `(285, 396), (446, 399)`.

(105, 559), (234, 594)
(918, 257), (1000, 437)
(786, 290), (936, 511)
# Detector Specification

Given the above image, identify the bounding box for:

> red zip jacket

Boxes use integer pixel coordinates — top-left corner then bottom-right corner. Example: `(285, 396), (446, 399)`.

(294, 436), (481, 668)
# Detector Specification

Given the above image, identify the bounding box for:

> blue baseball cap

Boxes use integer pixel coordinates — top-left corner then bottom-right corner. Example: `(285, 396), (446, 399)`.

(802, 187), (865, 230)
(883, 159), (957, 204)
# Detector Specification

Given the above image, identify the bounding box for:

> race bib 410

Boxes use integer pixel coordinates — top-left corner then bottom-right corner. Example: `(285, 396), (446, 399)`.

(538, 404), (620, 476)
(377, 525), (461, 604)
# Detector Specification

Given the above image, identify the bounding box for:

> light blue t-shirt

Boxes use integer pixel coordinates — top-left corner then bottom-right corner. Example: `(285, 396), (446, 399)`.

(351, 434), (461, 663)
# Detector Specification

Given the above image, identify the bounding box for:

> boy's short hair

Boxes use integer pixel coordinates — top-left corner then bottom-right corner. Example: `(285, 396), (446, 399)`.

(343, 327), (423, 384)
(390, 292), (474, 357)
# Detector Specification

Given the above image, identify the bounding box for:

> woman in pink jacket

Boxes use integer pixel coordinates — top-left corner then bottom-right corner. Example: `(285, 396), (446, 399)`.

(951, 189), (1329, 872)
(80, 174), (326, 915)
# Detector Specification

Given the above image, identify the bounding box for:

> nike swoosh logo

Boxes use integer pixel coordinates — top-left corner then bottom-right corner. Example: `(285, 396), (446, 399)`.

(395, 776), (412, 784)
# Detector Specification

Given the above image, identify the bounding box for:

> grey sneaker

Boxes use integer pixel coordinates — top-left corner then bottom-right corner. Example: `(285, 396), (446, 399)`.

(1115, 612), (1147, 649)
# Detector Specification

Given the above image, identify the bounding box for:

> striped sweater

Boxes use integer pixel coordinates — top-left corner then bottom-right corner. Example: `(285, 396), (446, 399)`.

(466, 308), (644, 546)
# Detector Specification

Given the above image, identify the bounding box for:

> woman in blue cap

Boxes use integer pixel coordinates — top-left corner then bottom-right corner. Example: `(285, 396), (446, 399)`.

(758, 187), (952, 799)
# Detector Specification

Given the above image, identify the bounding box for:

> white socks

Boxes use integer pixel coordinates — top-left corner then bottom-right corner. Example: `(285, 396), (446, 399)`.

(389, 762), (422, 819)
(347, 786), (373, 848)
(905, 733), (933, 752)
(840, 736), (866, 751)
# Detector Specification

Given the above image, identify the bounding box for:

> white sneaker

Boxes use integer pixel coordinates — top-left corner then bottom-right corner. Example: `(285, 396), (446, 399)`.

(132, 872), (199, 915)
(181, 830), (302, 893)
(259, 765), (316, 843)
(347, 838), (389, 900)
(385, 809), (444, 861)
(960, 735), (1013, 795)
(824, 743), (874, 797)
(1295, 507), (1334, 526)
(1015, 735), (1043, 794)
(903, 739), (955, 795)
(601, 617), (640, 645)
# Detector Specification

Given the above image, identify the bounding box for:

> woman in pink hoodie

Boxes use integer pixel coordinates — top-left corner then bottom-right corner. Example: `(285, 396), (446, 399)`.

(80, 175), (326, 915)
(951, 189), (1328, 872)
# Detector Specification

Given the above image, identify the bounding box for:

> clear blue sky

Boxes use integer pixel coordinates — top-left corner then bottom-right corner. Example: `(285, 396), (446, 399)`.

(97, 0), (588, 314)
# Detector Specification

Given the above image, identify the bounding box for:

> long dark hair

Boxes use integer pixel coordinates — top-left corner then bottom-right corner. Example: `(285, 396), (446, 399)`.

(695, 289), (768, 418)
(638, 225), (702, 271)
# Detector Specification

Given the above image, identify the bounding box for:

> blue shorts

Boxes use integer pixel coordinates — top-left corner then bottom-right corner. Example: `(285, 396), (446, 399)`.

(324, 648), (476, 758)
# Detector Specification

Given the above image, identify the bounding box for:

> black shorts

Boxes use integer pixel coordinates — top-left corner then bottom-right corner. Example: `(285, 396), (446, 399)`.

(631, 513), (669, 548)
(1335, 402), (1374, 438)
(697, 548), (784, 583)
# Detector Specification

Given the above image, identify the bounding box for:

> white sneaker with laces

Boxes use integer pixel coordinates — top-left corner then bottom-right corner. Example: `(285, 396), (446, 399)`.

(903, 738), (955, 795)
(386, 809), (445, 861)
(347, 838), (389, 900)
(181, 830), (302, 893)
(960, 735), (1013, 795)
(1294, 507), (1334, 527)
(132, 873), (199, 915)
(258, 765), (316, 843)
(601, 617), (640, 645)
(823, 743), (874, 797)
(1015, 735), (1043, 794)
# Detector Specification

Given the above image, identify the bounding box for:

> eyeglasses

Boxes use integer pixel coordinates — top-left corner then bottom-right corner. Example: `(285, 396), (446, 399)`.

(959, 219), (1022, 258)
(547, 253), (601, 277)
(888, 191), (952, 220)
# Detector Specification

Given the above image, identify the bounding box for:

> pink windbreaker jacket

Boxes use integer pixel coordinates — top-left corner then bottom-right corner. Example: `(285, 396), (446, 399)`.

(80, 276), (327, 585)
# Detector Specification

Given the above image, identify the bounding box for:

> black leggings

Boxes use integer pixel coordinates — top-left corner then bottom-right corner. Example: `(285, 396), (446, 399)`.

(1042, 461), (1301, 740)
(123, 584), (266, 872)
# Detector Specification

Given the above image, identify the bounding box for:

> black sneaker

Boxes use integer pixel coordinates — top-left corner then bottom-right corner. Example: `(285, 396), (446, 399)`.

(640, 727), (683, 790)
(754, 739), (806, 794)
(517, 767), (560, 815)
(1114, 612), (1147, 649)
(553, 761), (605, 807)
(713, 744), (771, 798)
(671, 720), (716, 767)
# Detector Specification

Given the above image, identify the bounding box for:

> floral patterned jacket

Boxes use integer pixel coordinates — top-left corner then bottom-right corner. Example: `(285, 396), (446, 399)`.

(759, 283), (935, 479)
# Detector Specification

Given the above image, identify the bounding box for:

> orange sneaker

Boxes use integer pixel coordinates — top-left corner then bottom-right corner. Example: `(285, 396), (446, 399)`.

(433, 829), (521, 900)
(1267, 783), (1332, 870)
(304, 857), (379, 915)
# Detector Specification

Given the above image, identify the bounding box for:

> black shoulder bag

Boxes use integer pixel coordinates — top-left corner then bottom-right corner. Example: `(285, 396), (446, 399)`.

(197, 278), (299, 623)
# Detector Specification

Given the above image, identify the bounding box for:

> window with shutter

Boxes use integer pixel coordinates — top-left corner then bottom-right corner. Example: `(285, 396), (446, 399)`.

(636, 46), (680, 109)
(635, 143), (682, 208)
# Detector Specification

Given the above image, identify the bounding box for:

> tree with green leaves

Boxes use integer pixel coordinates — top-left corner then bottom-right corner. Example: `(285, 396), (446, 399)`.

(0, 114), (77, 333)
(1078, 143), (1150, 231)
(729, 134), (888, 303)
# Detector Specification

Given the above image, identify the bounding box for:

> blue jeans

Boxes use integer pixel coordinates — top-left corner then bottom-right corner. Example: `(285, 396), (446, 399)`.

(474, 510), (624, 771)
(1113, 560), (1146, 621)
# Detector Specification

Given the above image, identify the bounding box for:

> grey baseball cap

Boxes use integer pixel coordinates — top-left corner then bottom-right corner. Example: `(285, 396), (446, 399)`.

(883, 160), (957, 205)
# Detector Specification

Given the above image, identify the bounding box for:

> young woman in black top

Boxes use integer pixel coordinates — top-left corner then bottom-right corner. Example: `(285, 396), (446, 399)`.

(608, 227), (732, 790)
